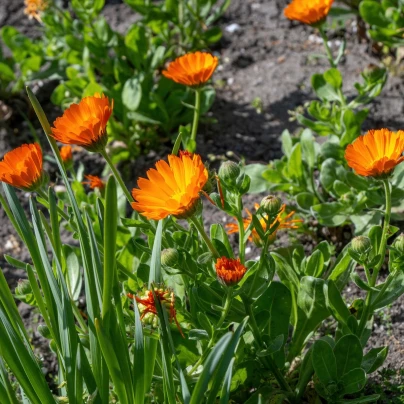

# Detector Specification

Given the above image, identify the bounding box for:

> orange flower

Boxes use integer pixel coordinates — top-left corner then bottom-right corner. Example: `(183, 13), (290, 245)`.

(284, 0), (333, 25)
(132, 153), (208, 220)
(215, 257), (247, 286)
(24, 0), (47, 22)
(162, 51), (218, 87)
(0, 143), (45, 191)
(345, 129), (404, 178)
(60, 145), (73, 163)
(226, 204), (302, 246)
(128, 288), (183, 336)
(82, 175), (105, 190)
(51, 94), (113, 152)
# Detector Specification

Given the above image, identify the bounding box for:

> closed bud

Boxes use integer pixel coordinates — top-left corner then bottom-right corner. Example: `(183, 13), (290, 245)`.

(260, 195), (282, 216)
(393, 233), (404, 254)
(161, 248), (179, 267)
(15, 279), (31, 295)
(351, 236), (371, 254)
(37, 324), (51, 339)
(218, 161), (240, 183)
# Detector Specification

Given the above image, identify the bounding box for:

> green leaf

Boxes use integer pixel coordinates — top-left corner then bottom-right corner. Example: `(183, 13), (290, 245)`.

(281, 130), (293, 158)
(325, 280), (351, 325)
(324, 68), (343, 89)
(242, 164), (268, 193)
(312, 73), (340, 102)
(296, 192), (315, 212)
(287, 143), (303, 181)
(359, 1), (389, 27)
(361, 346), (388, 373)
(122, 77), (142, 111)
(305, 250), (324, 277)
(149, 220), (163, 287)
(312, 340), (338, 385)
(300, 129), (316, 169)
(257, 335), (284, 357)
(341, 368), (366, 394)
(334, 335), (363, 378)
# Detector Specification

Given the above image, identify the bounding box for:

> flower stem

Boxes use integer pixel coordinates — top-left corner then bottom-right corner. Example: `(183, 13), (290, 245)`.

(36, 188), (70, 222)
(357, 179), (391, 338)
(236, 195), (246, 264)
(189, 216), (220, 259)
(243, 297), (294, 395)
(100, 149), (133, 204)
(189, 89), (201, 151)
(319, 25), (336, 68)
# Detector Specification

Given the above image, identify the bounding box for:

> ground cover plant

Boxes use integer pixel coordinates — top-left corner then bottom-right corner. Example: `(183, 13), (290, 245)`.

(1, 0), (404, 403)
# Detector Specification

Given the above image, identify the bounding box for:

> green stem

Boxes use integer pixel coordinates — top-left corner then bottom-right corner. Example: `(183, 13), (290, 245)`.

(236, 195), (246, 264)
(37, 188), (70, 223)
(357, 179), (391, 338)
(189, 216), (220, 259)
(189, 89), (201, 151)
(319, 25), (336, 68)
(243, 298), (294, 395)
(100, 149), (133, 204)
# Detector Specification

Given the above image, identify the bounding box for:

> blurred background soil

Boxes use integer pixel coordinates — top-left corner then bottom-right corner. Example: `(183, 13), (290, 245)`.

(1, 0), (403, 400)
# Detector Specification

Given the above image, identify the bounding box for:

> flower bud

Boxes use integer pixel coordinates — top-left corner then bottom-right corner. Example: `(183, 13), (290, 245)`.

(393, 233), (404, 254)
(161, 248), (179, 267)
(218, 161), (240, 183)
(351, 236), (371, 254)
(37, 324), (51, 339)
(260, 196), (282, 216)
(15, 279), (31, 295)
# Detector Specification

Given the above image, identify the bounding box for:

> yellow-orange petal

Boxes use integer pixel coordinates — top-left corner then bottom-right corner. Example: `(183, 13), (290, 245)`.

(131, 153), (208, 220)
(82, 175), (105, 190)
(284, 0), (334, 25)
(345, 128), (404, 177)
(162, 51), (218, 87)
(51, 93), (113, 152)
(215, 257), (247, 286)
(60, 145), (73, 163)
(0, 143), (44, 191)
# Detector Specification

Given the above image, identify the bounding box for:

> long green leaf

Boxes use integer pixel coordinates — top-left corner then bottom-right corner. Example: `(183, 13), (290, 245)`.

(133, 299), (145, 404)
(149, 220), (163, 287)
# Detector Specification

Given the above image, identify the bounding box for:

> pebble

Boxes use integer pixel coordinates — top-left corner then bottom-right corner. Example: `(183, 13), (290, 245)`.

(225, 23), (241, 34)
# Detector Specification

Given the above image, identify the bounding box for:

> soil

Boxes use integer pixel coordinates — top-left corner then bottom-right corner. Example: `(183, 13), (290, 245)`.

(1, 0), (404, 401)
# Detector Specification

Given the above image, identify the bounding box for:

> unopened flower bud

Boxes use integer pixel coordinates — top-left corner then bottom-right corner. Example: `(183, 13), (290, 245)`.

(393, 233), (404, 254)
(37, 324), (51, 339)
(260, 196), (282, 216)
(15, 279), (31, 295)
(351, 236), (371, 254)
(161, 248), (179, 267)
(218, 161), (240, 183)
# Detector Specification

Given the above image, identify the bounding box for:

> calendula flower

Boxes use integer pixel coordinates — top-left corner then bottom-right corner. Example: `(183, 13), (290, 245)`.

(82, 175), (105, 190)
(226, 204), (302, 246)
(284, 0), (333, 25)
(345, 128), (404, 178)
(60, 145), (73, 163)
(215, 257), (247, 286)
(131, 153), (208, 220)
(162, 51), (218, 87)
(24, 0), (48, 22)
(0, 143), (45, 191)
(51, 94), (113, 152)
(128, 288), (183, 336)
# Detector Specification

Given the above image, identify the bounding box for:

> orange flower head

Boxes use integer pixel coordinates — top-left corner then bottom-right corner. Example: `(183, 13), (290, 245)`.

(24, 0), (48, 22)
(128, 288), (183, 336)
(345, 128), (404, 178)
(51, 93), (113, 152)
(162, 51), (218, 88)
(284, 0), (333, 25)
(60, 145), (73, 164)
(82, 175), (105, 190)
(0, 143), (45, 191)
(226, 204), (303, 247)
(131, 153), (208, 220)
(215, 257), (247, 286)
